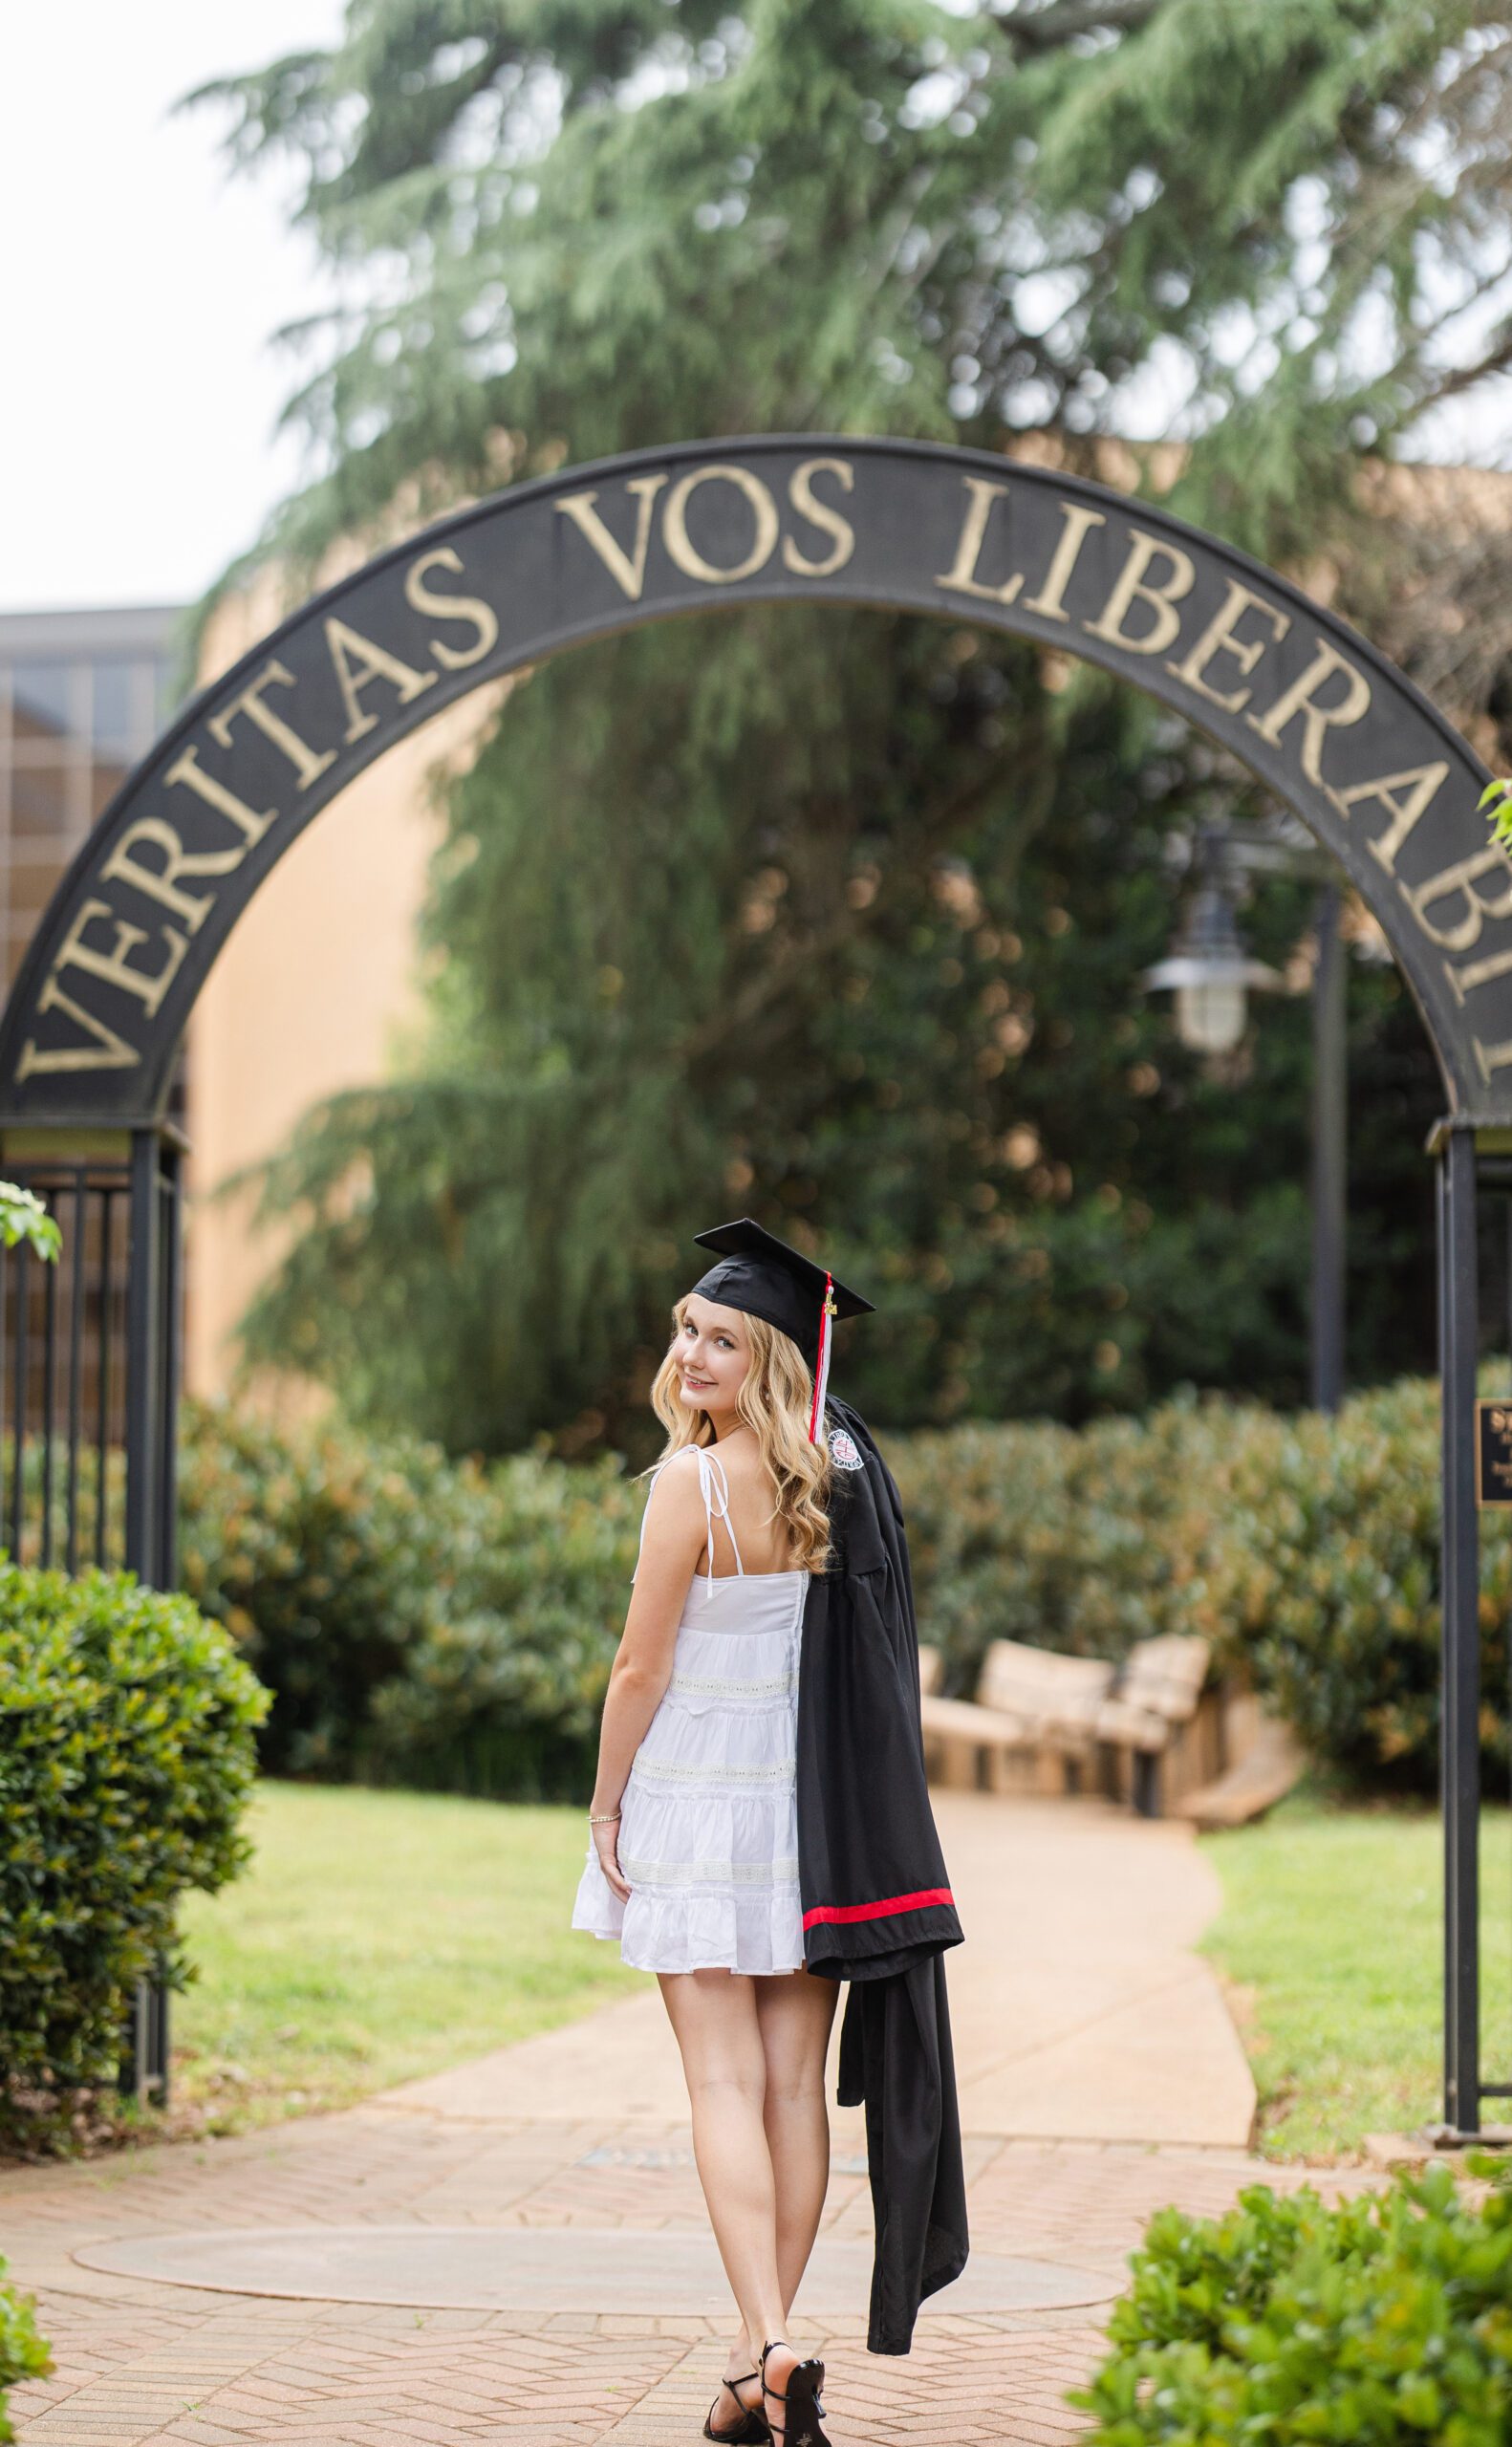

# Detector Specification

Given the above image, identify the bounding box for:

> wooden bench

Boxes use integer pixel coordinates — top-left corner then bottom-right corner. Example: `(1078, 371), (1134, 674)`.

(918, 1633), (1217, 1816)
(1172, 1693), (1304, 1830)
(1074, 1633), (1219, 1817)
(918, 1639), (1116, 1797)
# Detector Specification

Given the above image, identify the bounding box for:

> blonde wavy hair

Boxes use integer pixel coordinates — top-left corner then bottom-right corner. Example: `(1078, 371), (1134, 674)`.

(642, 1296), (833, 1572)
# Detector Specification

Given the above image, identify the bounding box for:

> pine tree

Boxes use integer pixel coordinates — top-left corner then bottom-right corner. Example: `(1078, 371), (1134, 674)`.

(191, 1), (1512, 1451)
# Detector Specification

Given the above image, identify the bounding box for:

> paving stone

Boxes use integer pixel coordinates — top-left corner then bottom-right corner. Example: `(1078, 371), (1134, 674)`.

(3, 1792), (1382, 2442)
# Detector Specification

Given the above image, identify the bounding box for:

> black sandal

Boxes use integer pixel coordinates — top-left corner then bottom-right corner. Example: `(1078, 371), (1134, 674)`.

(760, 2340), (831, 2447)
(702, 2371), (771, 2444)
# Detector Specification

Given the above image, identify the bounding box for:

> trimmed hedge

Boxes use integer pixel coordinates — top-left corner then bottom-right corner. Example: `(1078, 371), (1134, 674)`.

(178, 1371), (1510, 1802)
(1069, 2156), (1512, 2443)
(1189, 1375), (1510, 1789)
(888, 1392), (1270, 1681)
(0, 2261), (50, 2442)
(179, 1399), (641, 1797)
(0, 1564), (268, 2145)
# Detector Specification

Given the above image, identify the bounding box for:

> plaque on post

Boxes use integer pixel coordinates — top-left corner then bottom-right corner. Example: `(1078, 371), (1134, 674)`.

(1475, 1399), (1512, 1508)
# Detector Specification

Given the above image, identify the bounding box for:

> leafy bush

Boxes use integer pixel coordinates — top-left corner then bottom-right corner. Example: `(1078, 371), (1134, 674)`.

(890, 1391), (1270, 1688)
(1188, 1370), (1512, 1794)
(0, 2259), (51, 2441)
(1069, 2155), (1512, 2443)
(0, 1564), (268, 2146)
(362, 1450), (646, 1799)
(178, 1368), (1510, 1803)
(898, 1373), (1511, 1795)
(179, 1399), (491, 1776)
(180, 1399), (640, 1795)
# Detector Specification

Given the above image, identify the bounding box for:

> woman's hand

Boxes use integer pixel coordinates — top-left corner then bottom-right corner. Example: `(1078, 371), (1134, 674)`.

(594, 1815), (632, 1902)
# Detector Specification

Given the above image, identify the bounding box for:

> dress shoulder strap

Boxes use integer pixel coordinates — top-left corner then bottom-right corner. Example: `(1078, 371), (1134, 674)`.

(630, 1447), (745, 1588)
(695, 1446), (745, 1590)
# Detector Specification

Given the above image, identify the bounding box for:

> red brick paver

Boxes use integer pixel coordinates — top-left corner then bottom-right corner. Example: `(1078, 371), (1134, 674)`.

(2, 2106), (1376, 2445)
(2, 1793), (1379, 2442)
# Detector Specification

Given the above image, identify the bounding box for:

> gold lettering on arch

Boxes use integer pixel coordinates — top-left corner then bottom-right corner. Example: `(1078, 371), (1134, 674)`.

(934, 478), (1024, 605)
(1165, 577), (1290, 712)
(1328, 763), (1448, 878)
(782, 458), (855, 577)
(403, 547), (500, 668)
(1246, 639), (1372, 782)
(15, 973), (140, 1081)
(1475, 1032), (1512, 1082)
(49, 898), (187, 1017)
(1021, 501), (1106, 622)
(162, 745), (277, 846)
(208, 659), (335, 790)
(1082, 528), (1196, 656)
(324, 619), (438, 746)
(1404, 844), (1512, 955)
(100, 817), (248, 935)
(661, 465), (780, 585)
(555, 475), (670, 602)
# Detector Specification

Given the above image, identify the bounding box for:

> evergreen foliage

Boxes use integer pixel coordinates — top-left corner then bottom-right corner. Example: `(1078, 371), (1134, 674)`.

(0, 1564), (268, 2148)
(189, 3), (1512, 1448)
(178, 1377), (1503, 1800)
(1070, 2157), (1512, 2445)
(0, 2260), (50, 2443)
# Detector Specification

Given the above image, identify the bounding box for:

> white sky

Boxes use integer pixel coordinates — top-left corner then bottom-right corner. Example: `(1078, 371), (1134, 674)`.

(0, 2), (346, 614)
(2, 4), (1508, 617)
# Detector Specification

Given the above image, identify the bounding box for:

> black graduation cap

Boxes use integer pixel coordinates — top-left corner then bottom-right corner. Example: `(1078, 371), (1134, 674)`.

(689, 1217), (875, 1439)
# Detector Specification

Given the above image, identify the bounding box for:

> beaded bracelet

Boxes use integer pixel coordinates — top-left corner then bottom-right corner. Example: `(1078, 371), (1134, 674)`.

(588, 1809), (622, 1826)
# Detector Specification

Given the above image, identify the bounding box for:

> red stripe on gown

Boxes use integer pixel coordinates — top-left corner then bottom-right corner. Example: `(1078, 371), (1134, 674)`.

(802, 1886), (954, 1928)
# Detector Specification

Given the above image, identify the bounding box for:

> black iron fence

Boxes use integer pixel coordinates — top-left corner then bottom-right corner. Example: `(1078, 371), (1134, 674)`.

(0, 1124), (184, 2104)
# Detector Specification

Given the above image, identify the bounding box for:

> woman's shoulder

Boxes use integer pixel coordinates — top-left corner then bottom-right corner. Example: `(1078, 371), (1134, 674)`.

(636, 1448), (709, 1565)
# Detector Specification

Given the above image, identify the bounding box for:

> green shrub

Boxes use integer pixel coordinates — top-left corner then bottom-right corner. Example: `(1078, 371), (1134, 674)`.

(180, 1399), (640, 1795)
(0, 1563), (268, 2145)
(362, 1450), (644, 1800)
(897, 1373), (1511, 1795)
(891, 1391), (1269, 1691)
(178, 1369), (1510, 1804)
(1069, 2155), (1512, 2443)
(1189, 1371), (1512, 1794)
(0, 2259), (51, 2441)
(179, 1399), (490, 1775)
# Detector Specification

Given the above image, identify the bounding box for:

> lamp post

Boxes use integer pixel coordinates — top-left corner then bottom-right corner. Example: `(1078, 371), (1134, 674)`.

(1142, 818), (1349, 1414)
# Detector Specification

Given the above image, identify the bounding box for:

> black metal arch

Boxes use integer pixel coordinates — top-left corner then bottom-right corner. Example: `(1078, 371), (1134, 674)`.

(0, 434), (1504, 2140)
(0, 433), (1506, 1122)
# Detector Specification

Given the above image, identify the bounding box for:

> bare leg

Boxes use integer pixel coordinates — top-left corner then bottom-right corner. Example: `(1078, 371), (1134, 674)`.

(699, 1970), (839, 2436)
(659, 1971), (801, 2428)
(757, 1967), (840, 2317)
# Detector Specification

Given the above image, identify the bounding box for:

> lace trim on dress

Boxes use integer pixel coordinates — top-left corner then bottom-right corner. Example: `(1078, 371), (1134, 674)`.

(619, 1852), (800, 1887)
(668, 1667), (799, 1700)
(632, 1755), (796, 1785)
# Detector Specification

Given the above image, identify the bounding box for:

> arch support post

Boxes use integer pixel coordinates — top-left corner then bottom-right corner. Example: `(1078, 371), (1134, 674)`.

(1309, 882), (1347, 1414)
(123, 1123), (184, 1589)
(1436, 1117), (1482, 2136)
(119, 1120), (184, 2108)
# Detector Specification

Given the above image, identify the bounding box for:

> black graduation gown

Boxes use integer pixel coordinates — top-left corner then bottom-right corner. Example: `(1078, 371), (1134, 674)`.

(796, 1394), (969, 2354)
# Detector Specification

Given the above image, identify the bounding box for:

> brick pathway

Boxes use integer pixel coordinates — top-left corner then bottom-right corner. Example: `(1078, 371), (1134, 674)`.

(2, 1793), (1378, 2444)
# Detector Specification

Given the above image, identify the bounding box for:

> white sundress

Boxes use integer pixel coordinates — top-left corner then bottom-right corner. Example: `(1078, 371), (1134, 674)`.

(571, 1444), (808, 1976)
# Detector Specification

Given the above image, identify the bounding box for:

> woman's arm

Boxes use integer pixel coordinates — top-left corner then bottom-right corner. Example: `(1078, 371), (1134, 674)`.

(589, 1450), (706, 1900)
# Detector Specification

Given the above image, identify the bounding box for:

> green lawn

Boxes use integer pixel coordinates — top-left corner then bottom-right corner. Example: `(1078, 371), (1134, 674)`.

(166, 1779), (1512, 2161)
(1199, 1791), (1512, 2158)
(169, 1780), (644, 2134)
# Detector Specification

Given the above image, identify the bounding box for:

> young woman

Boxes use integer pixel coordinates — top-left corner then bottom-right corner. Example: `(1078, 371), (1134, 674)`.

(572, 1223), (876, 2447)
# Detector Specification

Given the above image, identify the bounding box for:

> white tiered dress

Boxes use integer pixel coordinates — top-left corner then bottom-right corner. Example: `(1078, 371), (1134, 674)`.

(571, 1444), (808, 1976)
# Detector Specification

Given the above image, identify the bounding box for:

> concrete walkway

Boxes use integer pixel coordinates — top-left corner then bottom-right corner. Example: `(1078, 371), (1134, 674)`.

(388, 1790), (1257, 2148)
(3, 1792), (1361, 2446)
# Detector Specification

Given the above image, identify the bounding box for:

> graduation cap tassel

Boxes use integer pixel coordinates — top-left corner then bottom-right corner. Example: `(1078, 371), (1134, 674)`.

(808, 1271), (837, 1443)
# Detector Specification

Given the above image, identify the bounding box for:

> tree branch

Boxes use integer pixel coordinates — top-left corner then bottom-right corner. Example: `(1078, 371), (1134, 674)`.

(996, 0), (1166, 53)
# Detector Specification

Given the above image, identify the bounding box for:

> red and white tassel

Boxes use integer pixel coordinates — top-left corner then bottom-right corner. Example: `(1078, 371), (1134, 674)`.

(808, 1270), (836, 1443)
